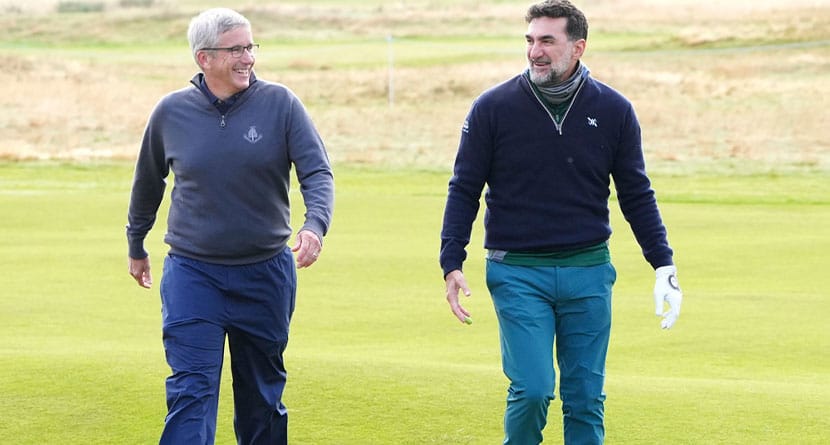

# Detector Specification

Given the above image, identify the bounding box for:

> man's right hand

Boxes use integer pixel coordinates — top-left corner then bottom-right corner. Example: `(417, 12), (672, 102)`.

(445, 270), (472, 324)
(129, 257), (153, 289)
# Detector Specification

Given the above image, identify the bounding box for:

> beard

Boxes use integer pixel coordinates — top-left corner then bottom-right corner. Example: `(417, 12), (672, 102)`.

(528, 57), (573, 86)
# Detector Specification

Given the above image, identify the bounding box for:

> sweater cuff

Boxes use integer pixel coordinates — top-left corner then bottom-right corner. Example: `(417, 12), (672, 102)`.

(649, 256), (674, 270)
(300, 223), (325, 246)
(128, 238), (148, 259)
(441, 262), (462, 279)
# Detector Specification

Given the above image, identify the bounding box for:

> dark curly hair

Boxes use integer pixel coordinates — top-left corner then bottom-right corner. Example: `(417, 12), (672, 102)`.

(525, 0), (588, 41)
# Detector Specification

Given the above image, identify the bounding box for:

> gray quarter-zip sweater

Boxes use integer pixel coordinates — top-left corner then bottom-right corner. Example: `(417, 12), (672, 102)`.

(127, 73), (334, 265)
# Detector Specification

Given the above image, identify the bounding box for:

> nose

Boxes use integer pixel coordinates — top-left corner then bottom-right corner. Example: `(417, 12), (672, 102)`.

(241, 48), (255, 62)
(527, 41), (543, 60)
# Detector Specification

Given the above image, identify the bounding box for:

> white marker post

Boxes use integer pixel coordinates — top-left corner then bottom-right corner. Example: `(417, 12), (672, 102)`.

(387, 34), (395, 108)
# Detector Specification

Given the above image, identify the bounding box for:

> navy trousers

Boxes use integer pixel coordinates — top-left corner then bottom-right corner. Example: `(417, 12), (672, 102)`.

(486, 261), (615, 445)
(158, 247), (296, 445)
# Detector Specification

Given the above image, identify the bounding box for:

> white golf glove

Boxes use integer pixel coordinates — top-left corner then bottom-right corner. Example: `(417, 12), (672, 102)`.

(654, 265), (682, 329)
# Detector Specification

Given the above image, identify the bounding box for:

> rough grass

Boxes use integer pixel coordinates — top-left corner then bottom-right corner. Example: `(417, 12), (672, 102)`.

(0, 0), (828, 171)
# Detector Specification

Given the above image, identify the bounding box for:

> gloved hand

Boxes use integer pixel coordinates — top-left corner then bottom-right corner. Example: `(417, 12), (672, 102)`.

(654, 265), (682, 329)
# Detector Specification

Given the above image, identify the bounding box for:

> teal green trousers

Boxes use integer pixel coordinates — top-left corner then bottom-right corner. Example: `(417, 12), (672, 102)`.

(486, 261), (615, 445)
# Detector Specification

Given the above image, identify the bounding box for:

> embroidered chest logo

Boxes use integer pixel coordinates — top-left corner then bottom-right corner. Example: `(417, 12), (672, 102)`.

(243, 126), (263, 144)
(586, 117), (598, 128)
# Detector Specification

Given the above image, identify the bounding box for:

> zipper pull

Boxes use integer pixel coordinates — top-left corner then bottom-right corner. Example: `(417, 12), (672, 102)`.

(220, 115), (226, 128)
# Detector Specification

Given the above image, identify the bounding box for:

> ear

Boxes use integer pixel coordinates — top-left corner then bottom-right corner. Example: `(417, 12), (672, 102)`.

(572, 39), (586, 59)
(196, 50), (212, 70)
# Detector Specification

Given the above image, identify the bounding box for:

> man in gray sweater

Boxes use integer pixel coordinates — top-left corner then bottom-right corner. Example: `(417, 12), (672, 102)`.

(126, 8), (334, 445)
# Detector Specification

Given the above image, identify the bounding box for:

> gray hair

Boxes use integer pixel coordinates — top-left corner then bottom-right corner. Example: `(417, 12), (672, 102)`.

(187, 8), (251, 65)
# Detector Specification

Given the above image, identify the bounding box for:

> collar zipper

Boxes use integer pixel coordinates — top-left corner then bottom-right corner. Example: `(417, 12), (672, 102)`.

(526, 76), (584, 136)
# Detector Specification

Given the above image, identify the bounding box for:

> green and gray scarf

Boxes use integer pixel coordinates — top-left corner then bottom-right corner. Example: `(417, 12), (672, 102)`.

(527, 62), (590, 105)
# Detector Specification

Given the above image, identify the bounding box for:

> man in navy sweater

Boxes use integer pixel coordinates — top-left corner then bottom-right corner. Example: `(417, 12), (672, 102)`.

(126, 8), (333, 445)
(440, 1), (682, 444)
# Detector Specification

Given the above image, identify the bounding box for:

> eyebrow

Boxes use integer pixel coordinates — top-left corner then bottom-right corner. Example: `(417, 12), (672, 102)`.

(525, 34), (557, 41)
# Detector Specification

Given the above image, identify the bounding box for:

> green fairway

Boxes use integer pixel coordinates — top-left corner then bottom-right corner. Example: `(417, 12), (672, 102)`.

(0, 162), (827, 444)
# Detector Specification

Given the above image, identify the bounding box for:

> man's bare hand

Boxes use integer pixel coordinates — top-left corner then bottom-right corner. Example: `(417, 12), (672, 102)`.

(292, 230), (322, 268)
(445, 270), (472, 324)
(129, 257), (153, 288)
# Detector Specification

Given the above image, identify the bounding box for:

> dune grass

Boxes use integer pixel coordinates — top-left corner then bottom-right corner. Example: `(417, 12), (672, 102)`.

(1, 0), (828, 169)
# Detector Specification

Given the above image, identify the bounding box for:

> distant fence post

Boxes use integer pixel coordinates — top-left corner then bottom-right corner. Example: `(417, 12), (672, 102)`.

(387, 34), (395, 108)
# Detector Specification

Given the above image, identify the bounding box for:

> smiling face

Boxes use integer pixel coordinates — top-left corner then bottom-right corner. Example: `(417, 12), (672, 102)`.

(525, 16), (585, 85)
(198, 26), (255, 100)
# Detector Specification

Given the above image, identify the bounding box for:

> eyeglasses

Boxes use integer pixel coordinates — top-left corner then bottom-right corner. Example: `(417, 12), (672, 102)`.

(200, 43), (259, 58)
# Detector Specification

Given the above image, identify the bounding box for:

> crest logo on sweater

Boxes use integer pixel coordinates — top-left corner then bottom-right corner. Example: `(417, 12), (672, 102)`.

(586, 117), (598, 128)
(244, 126), (263, 144)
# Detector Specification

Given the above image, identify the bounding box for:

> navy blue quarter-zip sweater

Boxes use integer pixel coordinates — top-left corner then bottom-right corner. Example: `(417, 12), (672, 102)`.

(440, 72), (673, 276)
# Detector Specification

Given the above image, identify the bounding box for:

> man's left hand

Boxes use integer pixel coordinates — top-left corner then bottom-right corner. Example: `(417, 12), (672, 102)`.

(292, 230), (322, 268)
(654, 265), (682, 329)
